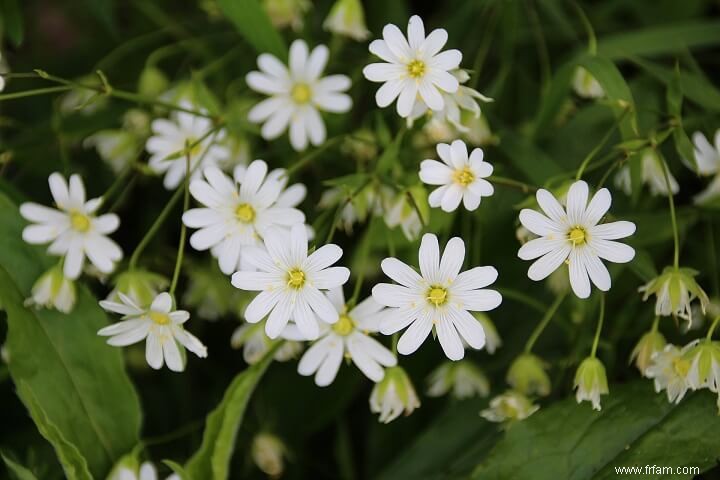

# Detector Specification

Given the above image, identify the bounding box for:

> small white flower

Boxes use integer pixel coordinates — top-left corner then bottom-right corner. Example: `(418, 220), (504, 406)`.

(383, 190), (423, 241)
(146, 101), (229, 189)
(614, 148), (679, 197)
(182, 161), (306, 275)
(572, 66), (604, 99)
(475, 313), (501, 354)
(231, 224), (350, 339)
(687, 130), (720, 204)
(251, 432), (287, 477)
(684, 340), (720, 392)
(98, 292), (207, 372)
(0, 50), (8, 92)
(287, 287), (396, 386)
(247, 39), (352, 151)
(372, 233), (502, 360)
(263, 0), (310, 30)
(369, 366), (420, 423)
(645, 343), (693, 404)
(573, 356), (608, 411)
(26, 265), (76, 313)
(363, 15), (462, 117)
(84, 110), (150, 174)
(20, 173), (123, 279)
(231, 322), (303, 364)
(480, 390), (539, 423)
(426, 360), (490, 399)
(517, 180), (636, 299)
(639, 267), (709, 323)
(109, 461), (179, 480)
(323, 0), (370, 41)
(419, 139), (494, 212)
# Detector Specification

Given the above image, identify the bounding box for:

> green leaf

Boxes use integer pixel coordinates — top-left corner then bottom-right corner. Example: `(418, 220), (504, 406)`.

(628, 249), (659, 282)
(597, 21), (720, 59)
(215, 0), (286, 60)
(473, 382), (720, 479)
(496, 130), (563, 185)
(376, 129), (405, 176)
(185, 345), (278, 480)
(0, 0), (24, 46)
(0, 192), (141, 479)
(2, 452), (39, 480)
(162, 460), (190, 480)
(666, 64), (698, 172)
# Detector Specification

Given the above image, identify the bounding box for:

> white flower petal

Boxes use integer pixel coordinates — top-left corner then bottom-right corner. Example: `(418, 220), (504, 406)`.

(527, 244), (571, 281)
(419, 233), (441, 283)
(145, 332), (164, 369)
(380, 258), (422, 288)
(589, 221), (635, 240)
(436, 315), (464, 360)
(397, 311), (432, 355)
(566, 180), (589, 225)
(589, 238), (635, 263)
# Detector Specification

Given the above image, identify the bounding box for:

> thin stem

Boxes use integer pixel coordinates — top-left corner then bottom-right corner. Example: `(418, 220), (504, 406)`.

(706, 316), (720, 341)
(286, 136), (343, 176)
(527, 0), (551, 87)
(0, 86), (72, 101)
(590, 294), (606, 357)
(651, 315), (660, 333)
(349, 217), (376, 306)
(659, 155), (680, 268)
(128, 186), (184, 270)
(101, 162), (136, 208)
(169, 151), (191, 298)
(575, 111), (625, 181)
(524, 292), (567, 353)
(391, 333), (399, 356)
(487, 175), (538, 193)
(572, 0), (597, 55)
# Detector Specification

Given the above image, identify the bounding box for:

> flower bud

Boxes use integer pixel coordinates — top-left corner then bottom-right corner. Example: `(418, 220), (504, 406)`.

(684, 340), (720, 391)
(370, 366), (420, 423)
(323, 0), (370, 41)
(107, 270), (168, 308)
(480, 390), (539, 424)
(474, 313), (501, 354)
(630, 329), (666, 375)
(507, 353), (551, 396)
(138, 65), (169, 98)
(27, 265), (76, 313)
(572, 66), (604, 99)
(639, 266), (710, 323)
(426, 360), (490, 399)
(251, 432), (286, 477)
(574, 356), (609, 411)
(263, 0), (310, 31)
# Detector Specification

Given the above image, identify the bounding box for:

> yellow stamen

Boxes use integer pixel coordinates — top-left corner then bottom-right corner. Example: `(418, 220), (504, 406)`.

(287, 269), (306, 289)
(407, 59), (426, 78)
(70, 211), (91, 232)
(673, 357), (690, 377)
(149, 311), (170, 325)
(291, 83), (312, 104)
(332, 313), (354, 336)
(453, 167), (475, 187)
(235, 203), (256, 223)
(568, 227), (586, 246)
(427, 286), (448, 307)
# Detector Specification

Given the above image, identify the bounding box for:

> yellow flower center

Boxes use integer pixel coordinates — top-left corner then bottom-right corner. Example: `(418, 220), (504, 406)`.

(291, 83), (312, 104)
(568, 227), (586, 246)
(672, 357), (690, 377)
(235, 203), (256, 223)
(427, 286), (448, 307)
(185, 138), (203, 157)
(149, 311), (171, 325)
(332, 313), (355, 336)
(453, 167), (475, 187)
(287, 269), (306, 289)
(407, 59), (426, 78)
(70, 211), (91, 232)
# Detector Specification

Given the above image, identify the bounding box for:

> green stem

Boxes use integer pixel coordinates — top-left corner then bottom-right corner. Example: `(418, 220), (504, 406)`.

(349, 217), (376, 306)
(524, 292), (567, 352)
(650, 315), (660, 333)
(128, 186), (184, 270)
(391, 333), (399, 356)
(590, 294), (606, 357)
(572, 0), (597, 55)
(101, 162), (136, 208)
(575, 111), (625, 181)
(286, 136), (343, 176)
(169, 151), (191, 298)
(487, 175), (538, 193)
(659, 155), (680, 268)
(0, 85), (71, 101)
(705, 316), (720, 341)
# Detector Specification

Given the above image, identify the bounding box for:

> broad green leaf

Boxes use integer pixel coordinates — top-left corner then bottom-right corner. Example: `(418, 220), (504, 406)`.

(2, 452), (39, 480)
(0, 192), (141, 479)
(215, 0), (286, 60)
(496, 130), (563, 185)
(0, 0), (23, 46)
(597, 21), (720, 59)
(473, 382), (720, 479)
(185, 345), (278, 480)
(531, 61), (575, 139)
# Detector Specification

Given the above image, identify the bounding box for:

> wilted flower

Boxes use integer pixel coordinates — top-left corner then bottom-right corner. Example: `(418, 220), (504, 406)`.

(107, 270), (168, 308)
(251, 432), (287, 477)
(645, 343), (693, 403)
(263, 0), (310, 30)
(688, 130), (720, 204)
(474, 313), (501, 354)
(574, 356), (609, 411)
(630, 328), (666, 375)
(480, 390), (539, 424)
(323, 0), (370, 41)
(684, 339), (720, 391)
(426, 360), (490, 399)
(26, 265), (76, 313)
(615, 148), (679, 197)
(572, 66), (604, 99)
(639, 267), (710, 323)
(369, 366), (420, 423)
(231, 322), (302, 364)
(507, 353), (551, 397)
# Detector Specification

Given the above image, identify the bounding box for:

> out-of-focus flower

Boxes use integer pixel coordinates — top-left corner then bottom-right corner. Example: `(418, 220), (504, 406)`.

(247, 40), (352, 151)
(84, 109), (150, 174)
(263, 0), (310, 31)
(615, 148), (679, 197)
(518, 180), (636, 299)
(687, 130), (720, 205)
(474, 313), (501, 354)
(98, 292), (207, 372)
(231, 322), (302, 364)
(574, 356), (608, 411)
(323, 0), (370, 41)
(0, 51), (8, 92)
(639, 267), (710, 323)
(480, 390), (539, 423)
(372, 233), (501, 360)
(507, 353), (551, 397)
(645, 343), (693, 404)
(426, 360), (490, 399)
(369, 366), (420, 423)
(419, 139), (494, 212)
(383, 189), (424, 241)
(107, 270), (168, 308)
(138, 66), (169, 98)
(108, 460), (179, 480)
(59, 75), (108, 114)
(183, 262), (247, 320)
(572, 66), (604, 99)
(630, 328), (666, 375)
(363, 15), (461, 118)
(26, 265), (76, 313)
(20, 173), (122, 279)
(684, 339), (720, 392)
(251, 432), (287, 477)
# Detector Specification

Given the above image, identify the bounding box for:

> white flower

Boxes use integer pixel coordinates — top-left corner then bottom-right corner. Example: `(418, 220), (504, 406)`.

(247, 39), (352, 151)
(475, 313), (501, 354)
(251, 432), (287, 477)
(480, 390), (539, 423)
(645, 343), (693, 404)
(639, 267), (709, 323)
(688, 130), (720, 204)
(98, 292), (207, 372)
(231, 224), (350, 339)
(107, 270), (168, 308)
(84, 110), (150, 174)
(426, 360), (490, 399)
(369, 366), (420, 423)
(26, 265), (76, 313)
(323, 0), (370, 41)
(572, 67), (604, 99)
(231, 322), (303, 364)
(384, 190), (423, 241)
(517, 180), (636, 299)
(182, 161), (306, 274)
(419, 140), (494, 212)
(630, 329), (666, 375)
(0, 50), (8, 92)
(20, 173), (123, 279)
(363, 15), (462, 118)
(109, 461), (179, 480)
(263, 0), (310, 30)
(287, 287), (396, 386)
(372, 233), (502, 360)
(573, 356), (608, 411)
(146, 101), (228, 189)
(684, 340), (720, 392)
(614, 148), (679, 197)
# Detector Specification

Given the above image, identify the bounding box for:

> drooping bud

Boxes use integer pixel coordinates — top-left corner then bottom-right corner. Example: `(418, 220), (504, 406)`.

(507, 353), (551, 397)
(573, 356), (609, 411)
(369, 366), (420, 423)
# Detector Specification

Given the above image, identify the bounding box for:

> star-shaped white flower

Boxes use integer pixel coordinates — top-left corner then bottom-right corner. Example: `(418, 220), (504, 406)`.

(372, 233), (502, 360)
(146, 101), (229, 189)
(98, 292), (207, 372)
(646, 343), (693, 404)
(231, 224), (350, 339)
(363, 15), (461, 117)
(284, 287), (397, 386)
(419, 139), (494, 212)
(247, 39), (352, 151)
(518, 180), (636, 299)
(20, 173), (122, 279)
(182, 161), (306, 275)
